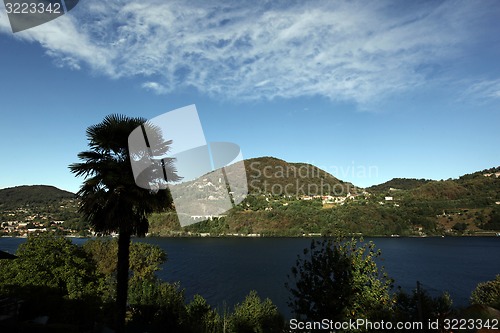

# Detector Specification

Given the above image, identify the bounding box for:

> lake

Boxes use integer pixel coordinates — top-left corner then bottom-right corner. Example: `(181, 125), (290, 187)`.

(1, 236), (499, 317)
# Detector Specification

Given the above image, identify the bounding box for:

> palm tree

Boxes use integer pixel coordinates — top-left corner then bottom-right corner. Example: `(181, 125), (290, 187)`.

(69, 114), (179, 332)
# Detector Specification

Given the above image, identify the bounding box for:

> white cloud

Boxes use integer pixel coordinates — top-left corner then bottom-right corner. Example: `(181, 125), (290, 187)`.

(0, 0), (495, 105)
(0, 7), (114, 74)
(465, 79), (500, 101)
(142, 81), (168, 94)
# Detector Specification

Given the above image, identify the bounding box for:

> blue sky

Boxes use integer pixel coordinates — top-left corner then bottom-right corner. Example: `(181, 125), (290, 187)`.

(1, 0), (499, 193)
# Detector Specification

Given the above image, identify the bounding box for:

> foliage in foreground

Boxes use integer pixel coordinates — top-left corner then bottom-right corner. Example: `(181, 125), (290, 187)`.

(0, 235), (284, 332)
(229, 290), (283, 333)
(0, 235), (104, 327)
(285, 237), (480, 333)
(286, 237), (394, 324)
(470, 274), (500, 310)
(393, 288), (454, 329)
(1, 234), (499, 332)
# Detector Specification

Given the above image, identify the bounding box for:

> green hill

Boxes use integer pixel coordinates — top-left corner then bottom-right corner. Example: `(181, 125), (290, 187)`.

(373, 173), (499, 202)
(368, 168), (500, 203)
(367, 178), (431, 193)
(0, 185), (75, 209)
(157, 162), (500, 237)
(244, 156), (357, 196)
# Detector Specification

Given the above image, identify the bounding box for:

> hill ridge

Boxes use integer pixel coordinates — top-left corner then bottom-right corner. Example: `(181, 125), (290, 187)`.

(0, 185), (75, 209)
(243, 156), (357, 196)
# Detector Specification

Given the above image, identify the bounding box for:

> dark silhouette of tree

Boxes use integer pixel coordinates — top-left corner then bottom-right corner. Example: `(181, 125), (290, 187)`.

(69, 114), (179, 332)
(286, 238), (354, 322)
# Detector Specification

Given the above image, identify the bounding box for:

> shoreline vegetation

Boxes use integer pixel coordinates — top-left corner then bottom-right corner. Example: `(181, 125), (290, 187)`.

(1, 234), (499, 333)
(5, 194), (499, 238)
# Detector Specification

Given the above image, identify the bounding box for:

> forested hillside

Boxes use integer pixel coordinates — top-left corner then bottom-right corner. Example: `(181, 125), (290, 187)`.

(150, 162), (500, 237)
(0, 185), (74, 209)
(243, 156), (358, 196)
(2, 162), (500, 237)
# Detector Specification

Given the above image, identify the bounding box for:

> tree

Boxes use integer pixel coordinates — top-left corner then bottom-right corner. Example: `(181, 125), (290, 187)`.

(82, 238), (168, 303)
(452, 222), (468, 233)
(286, 238), (393, 326)
(127, 280), (187, 332)
(0, 234), (103, 326)
(185, 294), (223, 333)
(69, 114), (179, 332)
(229, 290), (284, 333)
(130, 241), (167, 282)
(393, 287), (453, 331)
(470, 275), (500, 309)
(0, 234), (98, 299)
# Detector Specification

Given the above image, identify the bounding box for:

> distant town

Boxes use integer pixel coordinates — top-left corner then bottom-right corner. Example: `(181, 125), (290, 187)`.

(0, 197), (89, 237)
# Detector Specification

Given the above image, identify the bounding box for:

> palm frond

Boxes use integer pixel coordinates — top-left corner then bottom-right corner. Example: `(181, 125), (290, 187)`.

(69, 114), (178, 236)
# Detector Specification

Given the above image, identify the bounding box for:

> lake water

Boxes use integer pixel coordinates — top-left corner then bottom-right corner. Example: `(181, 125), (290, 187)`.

(1, 236), (499, 317)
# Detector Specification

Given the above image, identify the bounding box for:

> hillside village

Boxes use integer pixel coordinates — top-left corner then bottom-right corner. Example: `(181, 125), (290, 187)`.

(0, 198), (88, 237)
(0, 192), (369, 237)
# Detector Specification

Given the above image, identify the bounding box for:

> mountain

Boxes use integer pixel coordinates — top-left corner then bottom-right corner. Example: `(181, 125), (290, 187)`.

(243, 156), (358, 196)
(164, 156), (357, 222)
(168, 157), (357, 213)
(0, 185), (75, 209)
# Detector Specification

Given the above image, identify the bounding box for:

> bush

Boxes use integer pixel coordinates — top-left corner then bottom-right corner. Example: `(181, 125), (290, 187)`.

(0, 234), (103, 326)
(470, 275), (500, 309)
(393, 286), (453, 330)
(229, 290), (284, 333)
(185, 294), (223, 333)
(127, 280), (187, 332)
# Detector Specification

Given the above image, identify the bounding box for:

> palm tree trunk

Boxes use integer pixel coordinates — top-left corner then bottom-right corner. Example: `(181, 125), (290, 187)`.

(116, 229), (131, 333)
